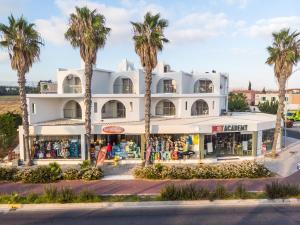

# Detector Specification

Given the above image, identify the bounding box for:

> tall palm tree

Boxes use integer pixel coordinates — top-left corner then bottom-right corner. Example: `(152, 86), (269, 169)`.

(131, 12), (169, 164)
(0, 15), (43, 165)
(266, 28), (300, 157)
(65, 7), (110, 160)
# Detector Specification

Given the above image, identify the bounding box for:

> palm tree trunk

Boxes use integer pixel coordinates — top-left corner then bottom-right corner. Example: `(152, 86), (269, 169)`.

(18, 71), (31, 165)
(144, 68), (152, 165)
(84, 62), (93, 161)
(271, 76), (286, 157)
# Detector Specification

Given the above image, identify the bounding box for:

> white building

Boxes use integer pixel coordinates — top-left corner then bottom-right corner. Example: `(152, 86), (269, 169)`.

(19, 60), (279, 165)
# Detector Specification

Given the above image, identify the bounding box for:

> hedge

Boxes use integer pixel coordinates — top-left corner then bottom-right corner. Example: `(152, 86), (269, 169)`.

(133, 161), (272, 179)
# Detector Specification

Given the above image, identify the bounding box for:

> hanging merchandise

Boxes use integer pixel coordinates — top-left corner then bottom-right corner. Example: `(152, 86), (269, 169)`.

(149, 134), (196, 161)
(32, 136), (81, 159)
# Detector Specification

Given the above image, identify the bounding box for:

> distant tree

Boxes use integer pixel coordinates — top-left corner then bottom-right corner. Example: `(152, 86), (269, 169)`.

(262, 87), (266, 94)
(228, 93), (250, 112)
(258, 100), (278, 114)
(248, 81), (252, 91)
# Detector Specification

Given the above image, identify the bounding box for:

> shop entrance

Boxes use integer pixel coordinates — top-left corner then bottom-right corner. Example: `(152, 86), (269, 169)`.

(204, 132), (252, 157)
(90, 134), (141, 160)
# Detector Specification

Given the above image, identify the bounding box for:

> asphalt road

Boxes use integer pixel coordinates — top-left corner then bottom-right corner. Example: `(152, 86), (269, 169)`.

(287, 122), (300, 139)
(2, 206), (300, 225)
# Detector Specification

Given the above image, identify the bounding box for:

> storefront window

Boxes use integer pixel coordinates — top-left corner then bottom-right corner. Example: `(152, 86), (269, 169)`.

(91, 134), (141, 160)
(204, 132), (252, 157)
(148, 134), (199, 161)
(31, 135), (81, 159)
(262, 129), (275, 151)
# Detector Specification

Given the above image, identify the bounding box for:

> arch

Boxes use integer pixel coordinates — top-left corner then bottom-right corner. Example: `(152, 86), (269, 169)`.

(63, 74), (82, 93)
(191, 99), (209, 116)
(63, 100), (82, 119)
(155, 99), (176, 116)
(113, 76), (134, 94)
(156, 78), (177, 93)
(194, 79), (213, 93)
(101, 100), (126, 119)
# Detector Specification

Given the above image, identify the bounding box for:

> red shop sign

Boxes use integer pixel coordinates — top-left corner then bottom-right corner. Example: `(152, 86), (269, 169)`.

(212, 125), (224, 133)
(102, 126), (125, 134)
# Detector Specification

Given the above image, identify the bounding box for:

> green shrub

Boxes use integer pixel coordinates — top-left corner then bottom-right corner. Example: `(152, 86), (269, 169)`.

(63, 168), (80, 180)
(44, 186), (59, 202)
(234, 184), (248, 199)
(80, 160), (92, 171)
(48, 162), (62, 181)
(265, 181), (300, 199)
(26, 193), (39, 203)
(58, 187), (75, 203)
(133, 161), (271, 180)
(160, 184), (210, 200)
(0, 167), (18, 181)
(211, 185), (227, 200)
(78, 190), (98, 202)
(8, 192), (21, 204)
(17, 166), (53, 183)
(81, 167), (103, 181)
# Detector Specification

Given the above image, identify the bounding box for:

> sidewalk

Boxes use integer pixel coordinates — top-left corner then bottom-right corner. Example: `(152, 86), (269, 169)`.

(2, 173), (299, 195)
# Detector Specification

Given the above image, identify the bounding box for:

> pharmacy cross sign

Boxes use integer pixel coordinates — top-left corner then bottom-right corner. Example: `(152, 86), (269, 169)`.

(212, 125), (248, 133)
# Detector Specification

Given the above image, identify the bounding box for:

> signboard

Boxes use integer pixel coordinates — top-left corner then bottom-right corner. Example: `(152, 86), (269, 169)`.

(102, 126), (125, 134)
(207, 142), (213, 153)
(257, 130), (262, 156)
(212, 125), (248, 133)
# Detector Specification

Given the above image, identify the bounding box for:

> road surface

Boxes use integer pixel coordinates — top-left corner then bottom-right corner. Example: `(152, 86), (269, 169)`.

(287, 122), (300, 139)
(1, 205), (300, 225)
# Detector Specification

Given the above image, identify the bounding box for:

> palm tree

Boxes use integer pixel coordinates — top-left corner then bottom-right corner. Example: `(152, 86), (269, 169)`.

(65, 7), (110, 160)
(0, 15), (43, 165)
(131, 12), (169, 164)
(266, 28), (300, 157)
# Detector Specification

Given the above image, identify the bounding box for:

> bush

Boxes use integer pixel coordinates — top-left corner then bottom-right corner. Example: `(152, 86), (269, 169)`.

(160, 184), (210, 200)
(0, 167), (18, 181)
(81, 167), (103, 181)
(48, 163), (62, 181)
(211, 185), (227, 200)
(63, 168), (80, 180)
(78, 190), (98, 202)
(265, 181), (300, 199)
(58, 187), (75, 203)
(234, 184), (248, 199)
(44, 186), (59, 202)
(133, 161), (271, 180)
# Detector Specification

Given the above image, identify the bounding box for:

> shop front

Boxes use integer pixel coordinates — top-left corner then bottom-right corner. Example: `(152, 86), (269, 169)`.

(31, 135), (81, 159)
(203, 125), (253, 158)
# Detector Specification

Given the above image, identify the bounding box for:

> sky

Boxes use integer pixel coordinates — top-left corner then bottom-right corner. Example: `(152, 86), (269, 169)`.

(0, 0), (300, 90)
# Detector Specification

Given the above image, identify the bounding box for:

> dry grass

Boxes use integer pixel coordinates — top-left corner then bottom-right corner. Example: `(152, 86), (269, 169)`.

(0, 96), (21, 115)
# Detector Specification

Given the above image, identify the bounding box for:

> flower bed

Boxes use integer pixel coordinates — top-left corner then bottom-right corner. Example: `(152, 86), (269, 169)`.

(133, 161), (272, 179)
(0, 161), (103, 183)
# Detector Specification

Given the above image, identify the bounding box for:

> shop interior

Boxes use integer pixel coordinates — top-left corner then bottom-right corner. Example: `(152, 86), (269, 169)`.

(90, 134), (141, 160)
(31, 135), (81, 159)
(204, 132), (253, 157)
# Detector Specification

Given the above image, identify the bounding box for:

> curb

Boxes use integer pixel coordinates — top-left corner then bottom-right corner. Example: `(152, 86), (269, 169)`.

(1, 199), (300, 211)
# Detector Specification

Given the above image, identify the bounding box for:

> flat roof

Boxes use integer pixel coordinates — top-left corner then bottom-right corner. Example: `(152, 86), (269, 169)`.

(33, 113), (276, 134)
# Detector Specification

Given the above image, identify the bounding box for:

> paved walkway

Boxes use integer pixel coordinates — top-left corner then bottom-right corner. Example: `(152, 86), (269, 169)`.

(263, 137), (300, 177)
(2, 172), (300, 195)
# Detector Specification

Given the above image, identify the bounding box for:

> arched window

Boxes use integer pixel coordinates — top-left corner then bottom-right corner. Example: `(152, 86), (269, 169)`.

(194, 79), (213, 93)
(155, 100), (176, 116)
(157, 78), (176, 93)
(191, 100), (209, 116)
(63, 100), (82, 119)
(63, 75), (82, 93)
(101, 100), (126, 119)
(113, 76), (134, 94)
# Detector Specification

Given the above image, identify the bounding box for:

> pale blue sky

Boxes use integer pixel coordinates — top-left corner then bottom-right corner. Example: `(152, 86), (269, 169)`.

(0, 0), (300, 89)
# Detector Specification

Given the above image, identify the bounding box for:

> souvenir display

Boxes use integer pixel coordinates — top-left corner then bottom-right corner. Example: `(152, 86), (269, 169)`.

(32, 136), (81, 159)
(91, 135), (141, 161)
(148, 135), (196, 161)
